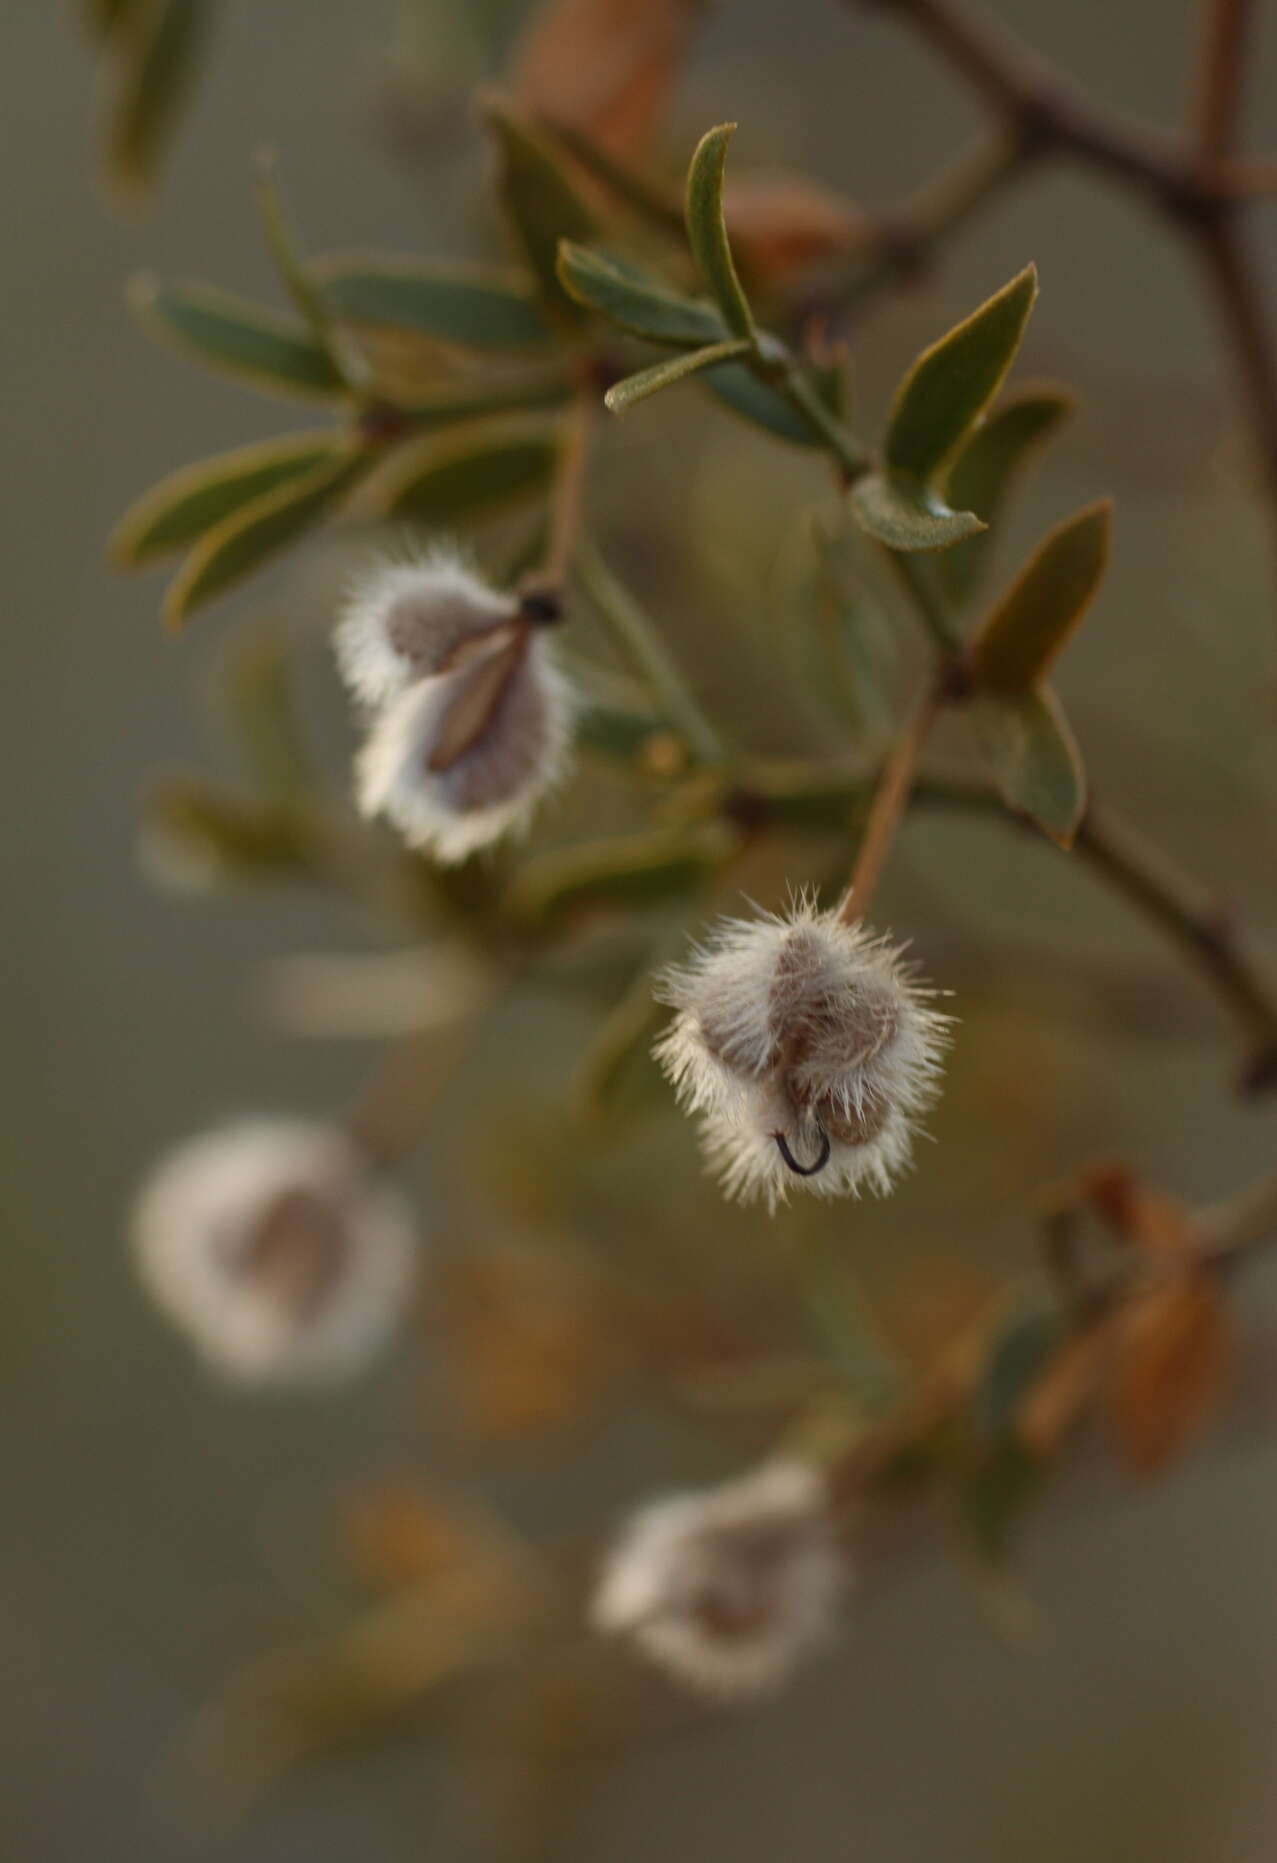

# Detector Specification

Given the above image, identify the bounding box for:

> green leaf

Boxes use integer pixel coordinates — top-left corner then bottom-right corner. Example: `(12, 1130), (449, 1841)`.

(884, 265), (1038, 484)
(576, 700), (667, 762)
(394, 370), (572, 430)
(110, 431), (347, 566)
(506, 824), (735, 929)
(970, 500), (1112, 691)
(801, 1247), (903, 1414)
(684, 124), (756, 343)
(556, 242), (726, 346)
(849, 470), (985, 551)
(605, 339), (754, 414)
(142, 781), (316, 890)
(359, 415), (561, 522)
(106, 0), (211, 195)
(130, 275), (346, 400)
(938, 386), (1075, 603)
(254, 157), (351, 379)
(84, 0), (144, 39)
(701, 361), (824, 446)
(957, 1440), (1042, 1563)
(968, 685), (1086, 846)
(314, 254), (551, 349)
(976, 1297), (1065, 1443)
(726, 761), (865, 833)
(484, 100), (596, 322)
(534, 118), (685, 237)
(574, 963), (668, 1119)
(162, 445), (369, 629)
(224, 631), (314, 803)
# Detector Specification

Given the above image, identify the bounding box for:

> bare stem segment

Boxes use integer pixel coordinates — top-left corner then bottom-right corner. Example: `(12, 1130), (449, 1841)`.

(838, 683), (944, 923)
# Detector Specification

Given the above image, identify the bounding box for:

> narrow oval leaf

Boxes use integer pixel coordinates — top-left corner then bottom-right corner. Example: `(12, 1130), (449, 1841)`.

(484, 100), (597, 321)
(801, 1250), (903, 1413)
(106, 0), (210, 196)
(1108, 1272), (1229, 1475)
(510, 0), (699, 162)
(884, 265), (1038, 484)
(957, 1440), (1042, 1563)
(85, 0), (143, 38)
(130, 275), (346, 400)
(575, 964), (668, 1118)
(724, 173), (861, 286)
(225, 631), (314, 803)
(532, 117), (685, 235)
(314, 254), (551, 349)
(970, 500), (1112, 691)
(506, 823), (735, 928)
(730, 760), (866, 833)
(162, 446), (369, 629)
(556, 242), (726, 346)
(357, 416), (561, 522)
(849, 471), (985, 551)
(702, 360), (824, 446)
(394, 370), (572, 430)
(143, 781), (315, 889)
(976, 1298), (1065, 1442)
(938, 386), (1076, 603)
(968, 685), (1086, 846)
(605, 338), (753, 413)
(110, 431), (346, 566)
(576, 700), (666, 761)
(684, 124), (756, 342)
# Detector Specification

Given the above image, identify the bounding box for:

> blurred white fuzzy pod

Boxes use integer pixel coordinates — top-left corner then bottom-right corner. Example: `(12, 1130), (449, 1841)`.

(336, 550), (574, 865)
(655, 901), (950, 1209)
(131, 1118), (421, 1386)
(335, 549), (521, 709)
(592, 1461), (844, 1699)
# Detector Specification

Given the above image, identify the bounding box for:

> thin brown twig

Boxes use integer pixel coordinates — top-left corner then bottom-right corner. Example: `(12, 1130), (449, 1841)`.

(1194, 217), (1277, 579)
(837, 682), (944, 922)
(1073, 799), (1277, 1085)
(729, 758), (1277, 1085)
(1192, 0), (1258, 162)
(845, 0), (1277, 625)
(540, 388), (597, 592)
(854, 0), (1196, 203)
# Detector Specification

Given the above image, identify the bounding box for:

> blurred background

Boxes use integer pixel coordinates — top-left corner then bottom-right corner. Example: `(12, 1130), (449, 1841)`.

(6, 2), (1277, 1858)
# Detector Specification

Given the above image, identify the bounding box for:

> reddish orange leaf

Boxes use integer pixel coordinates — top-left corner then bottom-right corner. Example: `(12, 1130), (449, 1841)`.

(1108, 1270), (1230, 1475)
(509, 0), (700, 161)
(723, 174), (864, 285)
(1016, 1327), (1106, 1457)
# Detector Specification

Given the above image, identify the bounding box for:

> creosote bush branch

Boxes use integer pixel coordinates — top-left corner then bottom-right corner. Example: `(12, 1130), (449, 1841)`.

(90, 0), (1277, 1831)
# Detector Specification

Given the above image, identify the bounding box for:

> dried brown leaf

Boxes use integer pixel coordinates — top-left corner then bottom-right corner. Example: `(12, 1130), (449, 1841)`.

(509, 0), (700, 160)
(439, 1241), (629, 1448)
(724, 174), (864, 285)
(1016, 1327), (1107, 1457)
(1108, 1270), (1230, 1475)
(343, 1483), (477, 1593)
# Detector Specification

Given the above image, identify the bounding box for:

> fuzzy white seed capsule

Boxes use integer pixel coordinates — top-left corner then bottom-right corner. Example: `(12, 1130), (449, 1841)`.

(335, 548), (521, 709)
(592, 1461), (844, 1699)
(131, 1118), (421, 1386)
(354, 622), (573, 865)
(655, 900), (950, 1208)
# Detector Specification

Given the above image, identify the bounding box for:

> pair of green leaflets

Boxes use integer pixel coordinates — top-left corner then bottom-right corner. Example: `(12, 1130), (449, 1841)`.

(560, 123), (1109, 848)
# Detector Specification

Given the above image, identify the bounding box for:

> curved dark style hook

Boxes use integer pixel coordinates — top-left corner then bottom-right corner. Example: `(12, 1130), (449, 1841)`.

(773, 1124), (831, 1177)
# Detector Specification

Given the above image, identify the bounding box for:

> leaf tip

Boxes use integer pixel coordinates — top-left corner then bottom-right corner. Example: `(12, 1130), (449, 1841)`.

(126, 269), (160, 318)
